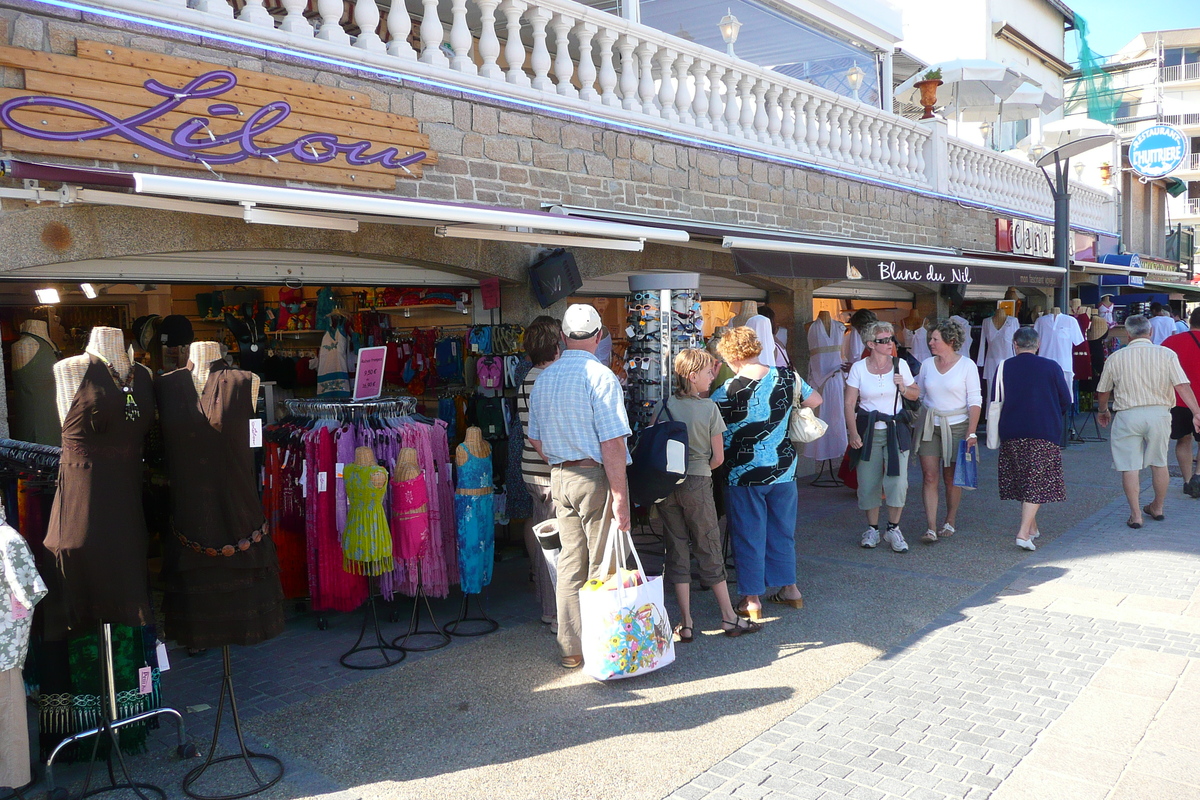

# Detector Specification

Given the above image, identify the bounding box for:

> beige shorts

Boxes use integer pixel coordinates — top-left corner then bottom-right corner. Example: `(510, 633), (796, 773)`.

(917, 419), (969, 462)
(1110, 405), (1171, 472)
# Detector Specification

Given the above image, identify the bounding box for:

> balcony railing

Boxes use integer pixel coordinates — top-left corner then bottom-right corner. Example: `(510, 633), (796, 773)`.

(1161, 62), (1200, 84)
(18, 0), (1116, 233)
(1188, 198), (1200, 216)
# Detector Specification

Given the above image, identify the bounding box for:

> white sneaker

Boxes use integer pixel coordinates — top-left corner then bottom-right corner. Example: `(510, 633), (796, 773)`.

(861, 527), (880, 548)
(884, 526), (909, 553)
(1015, 537), (1036, 551)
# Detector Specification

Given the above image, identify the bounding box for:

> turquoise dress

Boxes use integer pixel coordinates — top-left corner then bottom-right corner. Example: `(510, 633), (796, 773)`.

(454, 450), (494, 593)
(342, 463), (394, 576)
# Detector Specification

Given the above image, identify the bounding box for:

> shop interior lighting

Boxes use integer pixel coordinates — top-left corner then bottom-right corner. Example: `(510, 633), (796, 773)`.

(242, 205), (360, 232)
(34, 288), (60, 304)
(80, 283), (98, 299)
(435, 225), (645, 251)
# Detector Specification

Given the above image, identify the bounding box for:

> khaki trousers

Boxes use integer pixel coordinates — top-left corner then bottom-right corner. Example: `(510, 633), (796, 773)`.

(1, 666), (30, 788)
(550, 465), (612, 657)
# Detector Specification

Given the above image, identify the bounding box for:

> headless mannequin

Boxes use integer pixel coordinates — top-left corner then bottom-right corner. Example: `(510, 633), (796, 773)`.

(12, 319), (53, 370)
(1051, 306), (1061, 316)
(991, 307), (1007, 330)
(55, 327), (148, 424)
(189, 341), (259, 412)
(456, 427), (492, 495)
(805, 310), (833, 335)
(729, 300), (758, 330)
(354, 446), (388, 489)
(395, 447), (421, 484)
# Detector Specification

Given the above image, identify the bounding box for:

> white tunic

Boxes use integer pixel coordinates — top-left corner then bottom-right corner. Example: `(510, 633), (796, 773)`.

(1034, 312), (1085, 381)
(807, 318), (849, 461)
(975, 314), (1018, 384)
(1097, 302), (1115, 325)
(950, 315), (974, 360)
(904, 326), (931, 363)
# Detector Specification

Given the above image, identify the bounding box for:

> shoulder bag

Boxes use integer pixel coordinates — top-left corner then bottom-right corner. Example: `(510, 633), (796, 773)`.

(985, 358), (1005, 450)
(789, 371), (828, 444)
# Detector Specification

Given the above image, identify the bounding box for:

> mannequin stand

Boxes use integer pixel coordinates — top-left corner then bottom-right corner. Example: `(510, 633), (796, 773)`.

(1071, 409), (1105, 443)
(445, 592), (499, 637)
(338, 580), (406, 670)
(809, 459), (843, 488)
(390, 564), (451, 652)
(0, 775), (34, 800)
(181, 647), (283, 800)
(44, 624), (198, 800)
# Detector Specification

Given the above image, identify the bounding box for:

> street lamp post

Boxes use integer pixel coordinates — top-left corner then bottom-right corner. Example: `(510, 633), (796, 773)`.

(846, 63), (865, 103)
(718, 9), (741, 58)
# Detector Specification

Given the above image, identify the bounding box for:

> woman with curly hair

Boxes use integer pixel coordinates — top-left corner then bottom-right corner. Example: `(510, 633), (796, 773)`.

(713, 327), (821, 621)
(916, 319), (982, 543)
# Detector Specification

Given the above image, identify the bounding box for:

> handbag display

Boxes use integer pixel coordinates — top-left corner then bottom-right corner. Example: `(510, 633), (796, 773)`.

(986, 358), (1006, 450)
(578, 516), (675, 681)
(789, 371), (828, 445)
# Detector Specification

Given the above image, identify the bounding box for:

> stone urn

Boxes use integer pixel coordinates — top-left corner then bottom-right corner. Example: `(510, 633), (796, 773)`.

(914, 79), (943, 119)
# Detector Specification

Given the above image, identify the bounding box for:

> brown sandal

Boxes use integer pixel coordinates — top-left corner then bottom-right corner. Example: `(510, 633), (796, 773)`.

(722, 617), (764, 637)
(674, 624), (694, 643)
(735, 600), (763, 622)
(764, 590), (804, 609)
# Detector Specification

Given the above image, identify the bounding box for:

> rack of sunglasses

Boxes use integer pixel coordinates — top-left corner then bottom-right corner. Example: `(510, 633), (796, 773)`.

(625, 288), (704, 429)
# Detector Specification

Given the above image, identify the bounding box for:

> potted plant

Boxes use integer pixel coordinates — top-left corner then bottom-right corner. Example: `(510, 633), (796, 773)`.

(913, 67), (943, 119)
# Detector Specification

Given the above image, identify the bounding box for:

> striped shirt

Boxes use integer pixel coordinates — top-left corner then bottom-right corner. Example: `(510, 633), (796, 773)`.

(527, 350), (631, 466)
(1096, 339), (1190, 411)
(518, 365), (551, 486)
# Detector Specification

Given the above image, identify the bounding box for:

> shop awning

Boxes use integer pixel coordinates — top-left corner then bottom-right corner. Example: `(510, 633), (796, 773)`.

(723, 237), (1065, 289)
(2, 161), (689, 250)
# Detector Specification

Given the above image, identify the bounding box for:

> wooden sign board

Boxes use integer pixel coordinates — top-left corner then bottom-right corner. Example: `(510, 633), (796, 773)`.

(0, 41), (437, 189)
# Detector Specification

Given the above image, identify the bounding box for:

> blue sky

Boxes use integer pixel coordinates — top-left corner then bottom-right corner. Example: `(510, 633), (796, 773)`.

(1067, 0), (1200, 60)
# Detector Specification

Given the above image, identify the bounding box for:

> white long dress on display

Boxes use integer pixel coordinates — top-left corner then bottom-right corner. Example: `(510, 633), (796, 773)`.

(950, 315), (974, 359)
(975, 315), (1018, 384)
(1034, 312), (1085, 382)
(905, 326), (931, 363)
(807, 319), (849, 461)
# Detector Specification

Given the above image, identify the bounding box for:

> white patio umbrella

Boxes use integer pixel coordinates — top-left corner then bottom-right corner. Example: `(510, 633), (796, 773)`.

(949, 82), (1062, 122)
(1019, 117), (1121, 151)
(894, 59), (1026, 110)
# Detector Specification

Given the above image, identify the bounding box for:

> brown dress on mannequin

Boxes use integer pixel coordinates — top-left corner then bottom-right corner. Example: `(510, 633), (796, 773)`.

(156, 361), (285, 648)
(46, 355), (154, 631)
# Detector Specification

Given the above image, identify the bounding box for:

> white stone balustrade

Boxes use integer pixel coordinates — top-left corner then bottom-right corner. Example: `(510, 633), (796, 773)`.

(57, 0), (1117, 233)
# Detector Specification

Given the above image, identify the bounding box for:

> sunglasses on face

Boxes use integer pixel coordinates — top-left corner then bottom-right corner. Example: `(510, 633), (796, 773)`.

(872, 337), (896, 345)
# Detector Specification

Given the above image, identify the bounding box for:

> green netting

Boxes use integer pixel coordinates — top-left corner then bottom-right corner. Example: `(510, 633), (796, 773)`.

(1068, 13), (1120, 123)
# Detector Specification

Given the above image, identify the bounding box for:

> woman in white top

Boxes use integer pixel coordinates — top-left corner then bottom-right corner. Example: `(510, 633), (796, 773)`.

(845, 322), (920, 552)
(916, 319), (982, 544)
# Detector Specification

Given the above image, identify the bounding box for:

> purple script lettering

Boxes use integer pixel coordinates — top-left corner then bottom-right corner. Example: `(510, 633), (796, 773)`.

(0, 71), (427, 171)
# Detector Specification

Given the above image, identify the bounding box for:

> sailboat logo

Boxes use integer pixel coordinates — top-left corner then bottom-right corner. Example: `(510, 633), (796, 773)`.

(846, 258), (863, 280)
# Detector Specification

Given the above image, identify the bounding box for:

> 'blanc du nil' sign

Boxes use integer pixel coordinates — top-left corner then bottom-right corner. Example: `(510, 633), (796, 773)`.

(1128, 124), (1189, 179)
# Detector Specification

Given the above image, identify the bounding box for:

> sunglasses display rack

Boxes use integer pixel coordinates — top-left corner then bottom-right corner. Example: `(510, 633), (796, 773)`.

(625, 288), (704, 431)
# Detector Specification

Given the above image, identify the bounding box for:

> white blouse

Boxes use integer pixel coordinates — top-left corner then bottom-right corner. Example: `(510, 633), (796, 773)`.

(848, 358), (915, 428)
(918, 356), (982, 425)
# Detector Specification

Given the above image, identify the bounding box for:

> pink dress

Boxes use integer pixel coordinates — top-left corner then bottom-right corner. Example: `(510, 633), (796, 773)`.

(391, 474), (430, 562)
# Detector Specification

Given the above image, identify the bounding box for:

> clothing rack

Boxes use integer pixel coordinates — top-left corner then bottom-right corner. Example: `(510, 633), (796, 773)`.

(281, 396), (417, 419)
(0, 438), (62, 471)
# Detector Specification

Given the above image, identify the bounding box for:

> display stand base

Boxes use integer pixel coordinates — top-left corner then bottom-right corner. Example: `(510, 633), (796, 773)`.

(45, 624), (198, 800)
(445, 592), (499, 637)
(809, 459), (844, 488)
(181, 647), (284, 800)
(1, 774), (34, 800)
(338, 591), (406, 670)
(390, 565), (450, 652)
(1071, 410), (1105, 443)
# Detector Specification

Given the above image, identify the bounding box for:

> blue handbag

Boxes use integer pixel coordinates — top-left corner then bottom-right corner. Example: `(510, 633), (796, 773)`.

(954, 440), (978, 490)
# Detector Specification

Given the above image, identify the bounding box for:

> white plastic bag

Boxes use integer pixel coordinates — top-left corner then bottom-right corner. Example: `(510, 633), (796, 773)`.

(578, 519), (675, 681)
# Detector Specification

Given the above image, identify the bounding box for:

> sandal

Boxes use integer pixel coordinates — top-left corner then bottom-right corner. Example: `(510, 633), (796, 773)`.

(1142, 505), (1165, 522)
(561, 654), (583, 669)
(939, 523), (957, 538)
(722, 617), (763, 637)
(735, 600), (763, 622)
(674, 624), (694, 644)
(921, 529), (938, 543)
(764, 590), (804, 609)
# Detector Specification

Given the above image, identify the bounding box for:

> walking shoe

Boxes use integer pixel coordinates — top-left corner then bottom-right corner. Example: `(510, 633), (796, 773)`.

(884, 526), (908, 553)
(1015, 537), (1036, 551)
(861, 527), (880, 548)
(1185, 475), (1200, 498)
(921, 529), (938, 543)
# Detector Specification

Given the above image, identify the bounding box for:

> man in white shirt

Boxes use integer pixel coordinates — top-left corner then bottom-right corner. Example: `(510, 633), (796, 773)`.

(1149, 303), (1176, 345)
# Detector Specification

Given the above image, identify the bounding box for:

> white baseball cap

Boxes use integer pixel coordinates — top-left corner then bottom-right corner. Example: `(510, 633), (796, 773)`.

(562, 304), (603, 338)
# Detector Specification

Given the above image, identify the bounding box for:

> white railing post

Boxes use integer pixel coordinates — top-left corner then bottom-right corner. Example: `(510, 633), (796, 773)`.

(194, 0), (233, 19)
(707, 62), (726, 132)
(550, 13), (577, 97)
(848, 109), (864, 167)
(237, 0), (273, 28)
(316, 0), (350, 43)
(617, 34), (638, 110)
(500, 0), (529, 87)
(751, 79), (769, 143)
(657, 48), (677, 122)
(576, 23), (599, 103)
(449, 0), (477, 73)
(766, 85), (782, 147)
(722, 69), (740, 135)
(737, 74), (754, 139)
(692, 59), (710, 130)
(779, 88), (796, 149)
(279, 0), (313, 35)
(673, 52), (694, 125)
(354, 0), (386, 54)
(387, 4), (418, 59)
(420, 0), (449, 66)
(475, 0), (503, 79)
(595, 28), (620, 107)
(527, 7), (554, 91)
(637, 40), (658, 116)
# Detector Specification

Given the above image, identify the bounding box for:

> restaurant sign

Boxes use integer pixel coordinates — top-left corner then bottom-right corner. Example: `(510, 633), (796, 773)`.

(732, 249), (1062, 288)
(0, 42), (437, 189)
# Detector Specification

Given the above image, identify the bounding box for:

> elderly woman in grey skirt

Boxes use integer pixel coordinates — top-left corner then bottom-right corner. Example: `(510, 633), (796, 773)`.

(993, 326), (1072, 550)
(916, 319), (982, 543)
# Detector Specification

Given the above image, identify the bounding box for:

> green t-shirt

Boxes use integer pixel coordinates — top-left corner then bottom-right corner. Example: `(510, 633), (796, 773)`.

(665, 396), (728, 476)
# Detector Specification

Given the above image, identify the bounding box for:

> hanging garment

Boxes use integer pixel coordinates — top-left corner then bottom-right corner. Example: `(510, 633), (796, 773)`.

(391, 475), (430, 562)
(906, 326), (931, 363)
(949, 315), (974, 361)
(976, 315), (1018, 384)
(807, 318), (849, 461)
(155, 363), (284, 649)
(454, 449), (494, 594)
(747, 316), (778, 367)
(342, 463), (393, 576)
(307, 426), (368, 612)
(11, 334), (61, 446)
(315, 330), (351, 398)
(46, 356), (154, 631)
(1034, 313), (1085, 381)
(1072, 313), (1094, 382)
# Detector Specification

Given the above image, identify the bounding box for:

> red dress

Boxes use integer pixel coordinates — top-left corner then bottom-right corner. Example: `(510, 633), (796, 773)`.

(1072, 314), (1092, 382)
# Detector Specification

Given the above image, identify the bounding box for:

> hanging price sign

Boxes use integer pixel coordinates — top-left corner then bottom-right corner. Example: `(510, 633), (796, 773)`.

(353, 346), (388, 400)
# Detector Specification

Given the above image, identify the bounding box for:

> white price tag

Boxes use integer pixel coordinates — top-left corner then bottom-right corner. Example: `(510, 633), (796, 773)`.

(300, 462), (308, 497)
(248, 418), (263, 448)
(317, 472), (328, 493)
(335, 462), (345, 480)
(137, 666), (153, 695)
(155, 641), (171, 672)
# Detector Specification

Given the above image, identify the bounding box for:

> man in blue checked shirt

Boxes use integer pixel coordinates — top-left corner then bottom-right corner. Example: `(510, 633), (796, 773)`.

(527, 304), (631, 669)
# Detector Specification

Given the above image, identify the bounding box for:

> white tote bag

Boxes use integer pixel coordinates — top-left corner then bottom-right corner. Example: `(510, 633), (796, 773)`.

(986, 358), (1005, 450)
(579, 519), (675, 681)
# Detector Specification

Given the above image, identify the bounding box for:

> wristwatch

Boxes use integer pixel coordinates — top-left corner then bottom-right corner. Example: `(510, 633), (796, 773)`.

(966, 433), (977, 440)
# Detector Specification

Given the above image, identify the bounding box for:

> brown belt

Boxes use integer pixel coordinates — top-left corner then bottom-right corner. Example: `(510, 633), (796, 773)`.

(557, 459), (601, 468)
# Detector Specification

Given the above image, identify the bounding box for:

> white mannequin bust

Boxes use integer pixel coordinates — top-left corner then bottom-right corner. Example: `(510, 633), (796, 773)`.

(188, 341), (259, 411)
(12, 319), (52, 371)
(54, 327), (149, 424)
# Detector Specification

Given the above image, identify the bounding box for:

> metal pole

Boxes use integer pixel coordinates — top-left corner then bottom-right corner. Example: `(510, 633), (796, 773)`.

(1054, 156), (1071, 311)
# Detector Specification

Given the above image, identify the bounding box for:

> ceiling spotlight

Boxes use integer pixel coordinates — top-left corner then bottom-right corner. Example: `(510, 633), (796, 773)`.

(80, 283), (98, 299)
(35, 288), (60, 304)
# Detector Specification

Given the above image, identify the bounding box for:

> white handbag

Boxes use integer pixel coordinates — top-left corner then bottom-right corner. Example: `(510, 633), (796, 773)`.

(789, 371), (828, 444)
(986, 358), (1005, 450)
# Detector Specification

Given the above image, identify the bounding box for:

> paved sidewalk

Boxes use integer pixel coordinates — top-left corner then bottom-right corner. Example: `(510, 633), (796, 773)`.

(667, 480), (1200, 800)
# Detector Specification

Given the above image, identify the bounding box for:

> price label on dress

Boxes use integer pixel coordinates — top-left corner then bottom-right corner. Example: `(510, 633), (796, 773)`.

(335, 462), (345, 480)
(137, 667), (153, 695)
(155, 641), (171, 672)
(10, 592), (28, 620)
(248, 418), (263, 448)
(317, 472), (328, 493)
